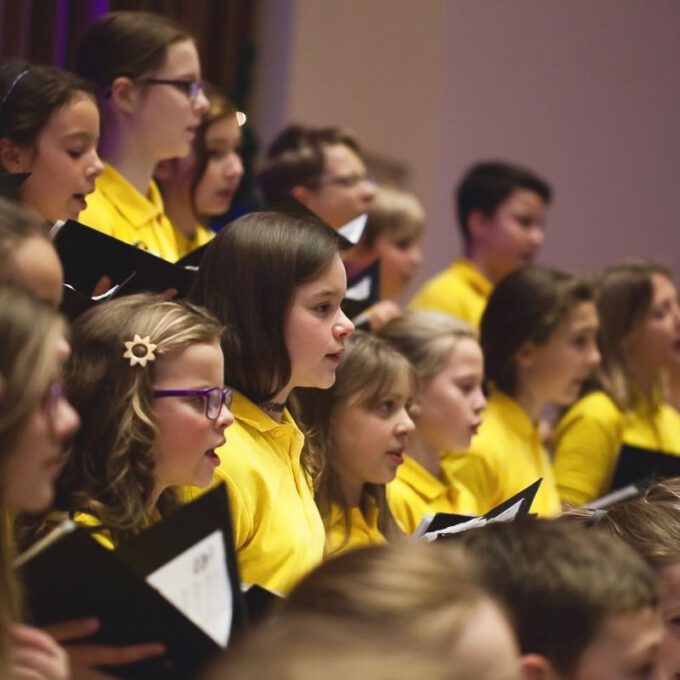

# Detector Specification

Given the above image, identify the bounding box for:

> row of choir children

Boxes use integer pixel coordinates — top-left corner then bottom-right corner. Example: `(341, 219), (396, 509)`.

(1, 6), (680, 680)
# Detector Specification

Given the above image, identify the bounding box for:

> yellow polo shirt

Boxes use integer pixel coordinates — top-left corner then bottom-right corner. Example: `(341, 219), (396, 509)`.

(387, 454), (481, 534)
(324, 501), (385, 558)
(409, 258), (492, 328)
(447, 390), (561, 517)
(200, 390), (325, 594)
(79, 163), (180, 262)
(173, 223), (215, 260)
(554, 391), (680, 506)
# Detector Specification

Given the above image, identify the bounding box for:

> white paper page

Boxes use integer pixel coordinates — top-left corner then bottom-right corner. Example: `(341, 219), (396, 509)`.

(338, 213), (368, 244)
(146, 530), (232, 647)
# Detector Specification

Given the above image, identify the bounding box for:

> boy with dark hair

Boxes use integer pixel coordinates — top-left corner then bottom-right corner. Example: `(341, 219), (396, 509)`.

(450, 520), (664, 680)
(258, 124), (376, 233)
(410, 161), (551, 328)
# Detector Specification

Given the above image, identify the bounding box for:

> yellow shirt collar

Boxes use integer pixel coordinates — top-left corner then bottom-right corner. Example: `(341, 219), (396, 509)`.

(455, 258), (493, 298)
(489, 389), (539, 442)
(97, 163), (165, 228)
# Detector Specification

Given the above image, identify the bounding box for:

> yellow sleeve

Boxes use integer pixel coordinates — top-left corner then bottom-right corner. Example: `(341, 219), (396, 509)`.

(72, 512), (116, 550)
(553, 394), (624, 505)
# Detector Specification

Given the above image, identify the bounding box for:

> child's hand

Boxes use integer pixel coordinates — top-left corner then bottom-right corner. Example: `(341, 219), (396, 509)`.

(43, 617), (166, 680)
(8, 623), (69, 680)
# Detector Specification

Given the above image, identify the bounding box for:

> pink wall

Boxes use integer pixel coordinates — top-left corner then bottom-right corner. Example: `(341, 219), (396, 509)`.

(252, 0), (680, 286)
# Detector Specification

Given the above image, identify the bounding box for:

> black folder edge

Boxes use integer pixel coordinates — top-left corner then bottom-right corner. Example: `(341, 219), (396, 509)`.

(414, 478), (543, 539)
(17, 485), (245, 679)
(53, 220), (195, 299)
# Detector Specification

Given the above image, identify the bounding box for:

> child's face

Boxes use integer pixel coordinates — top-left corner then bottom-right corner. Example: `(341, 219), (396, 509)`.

(5, 335), (80, 513)
(474, 189), (547, 283)
(375, 232), (423, 300)
(331, 371), (415, 488)
(132, 39), (209, 162)
(625, 273), (680, 377)
(417, 338), (485, 452)
(570, 608), (664, 680)
(658, 562), (680, 678)
(296, 143), (376, 229)
(151, 341), (233, 495)
(17, 94), (102, 222)
(519, 301), (600, 408)
(284, 256), (354, 391)
(194, 115), (244, 216)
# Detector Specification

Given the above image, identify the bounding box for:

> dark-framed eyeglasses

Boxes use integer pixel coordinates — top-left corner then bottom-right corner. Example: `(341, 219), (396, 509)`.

(152, 387), (233, 420)
(137, 78), (204, 102)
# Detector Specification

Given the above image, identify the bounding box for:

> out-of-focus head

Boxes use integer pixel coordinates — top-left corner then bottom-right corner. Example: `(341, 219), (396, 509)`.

(0, 198), (64, 307)
(258, 124), (376, 229)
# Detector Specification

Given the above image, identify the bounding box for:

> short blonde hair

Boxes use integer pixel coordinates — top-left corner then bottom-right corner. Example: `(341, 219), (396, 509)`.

(361, 186), (425, 249)
(379, 309), (477, 383)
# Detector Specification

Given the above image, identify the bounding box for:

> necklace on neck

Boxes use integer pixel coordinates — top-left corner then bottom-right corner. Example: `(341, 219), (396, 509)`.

(259, 400), (286, 414)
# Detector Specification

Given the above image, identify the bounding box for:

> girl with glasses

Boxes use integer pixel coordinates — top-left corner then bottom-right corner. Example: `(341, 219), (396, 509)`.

(75, 11), (209, 261)
(155, 83), (245, 258)
(190, 212), (354, 592)
(0, 286), (78, 678)
(18, 293), (233, 551)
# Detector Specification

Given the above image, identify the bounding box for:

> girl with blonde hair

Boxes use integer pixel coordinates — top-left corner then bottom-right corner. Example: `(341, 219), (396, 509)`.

(19, 293), (233, 549)
(378, 310), (486, 532)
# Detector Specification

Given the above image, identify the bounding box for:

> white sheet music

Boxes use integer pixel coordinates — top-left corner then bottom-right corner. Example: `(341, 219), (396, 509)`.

(146, 530), (232, 647)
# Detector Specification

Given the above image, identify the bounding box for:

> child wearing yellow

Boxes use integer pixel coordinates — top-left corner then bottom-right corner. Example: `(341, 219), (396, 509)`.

(298, 331), (416, 557)
(190, 213), (354, 591)
(75, 11), (209, 260)
(378, 311), (485, 532)
(452, 266), (600, 516)
(555, 262), (680, 505)
(410, 161), (551, 328)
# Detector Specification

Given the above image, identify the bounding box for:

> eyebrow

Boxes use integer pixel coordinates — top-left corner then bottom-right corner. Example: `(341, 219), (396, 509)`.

(62, 131), (96, 142)
(309, 287), (344, 299)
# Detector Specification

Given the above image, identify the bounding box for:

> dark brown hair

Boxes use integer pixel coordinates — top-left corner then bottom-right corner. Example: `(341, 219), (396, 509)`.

(481, 266), (594, 396)
(0, 61), (94, 169)
(258, 124), (362, 204)
(451, 519), (660, 676)
(75, 11), (192, 94)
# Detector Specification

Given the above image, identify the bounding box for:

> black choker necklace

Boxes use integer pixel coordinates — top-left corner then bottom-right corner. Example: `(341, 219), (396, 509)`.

(260, 400), (286, 413)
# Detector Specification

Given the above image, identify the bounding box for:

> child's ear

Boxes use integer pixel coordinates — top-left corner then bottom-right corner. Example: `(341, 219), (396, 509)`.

(290, 183), (312, 206)
(0, 137), (32, 172)
(468, 209), (490, 242)
(515, 340), (537, 370)
(519, 653), (558, 680)
(108, 76), (138, 114)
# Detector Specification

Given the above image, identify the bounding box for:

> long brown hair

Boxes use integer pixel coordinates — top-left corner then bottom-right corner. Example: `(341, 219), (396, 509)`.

(0, 286), (64, 668)
(591, 260), (671, 410)
(298, 331), (416, 549)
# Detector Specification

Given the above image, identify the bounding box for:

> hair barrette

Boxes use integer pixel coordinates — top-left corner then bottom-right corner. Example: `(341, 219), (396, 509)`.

(123, 334), (157, 367)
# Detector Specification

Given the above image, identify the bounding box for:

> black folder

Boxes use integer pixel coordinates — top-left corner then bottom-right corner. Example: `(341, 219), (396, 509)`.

(53, 220), (196, 298)
(17, 485), (246, 680)
(610, 444), (680, 492)
(414, 478), (542, 540)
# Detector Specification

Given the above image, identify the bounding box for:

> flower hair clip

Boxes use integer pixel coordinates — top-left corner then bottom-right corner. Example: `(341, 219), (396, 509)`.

(123, 334), (158, 368)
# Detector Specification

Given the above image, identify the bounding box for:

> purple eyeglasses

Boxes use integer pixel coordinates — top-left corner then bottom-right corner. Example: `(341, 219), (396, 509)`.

(152, 387), (233, 420)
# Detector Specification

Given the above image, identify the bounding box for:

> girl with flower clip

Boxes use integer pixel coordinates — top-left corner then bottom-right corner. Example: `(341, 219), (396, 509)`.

(19, 293), (233, 550)
(190, 212), (354, 592)
(0, 61), (103, 224)
(298, 331), (416, 557)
